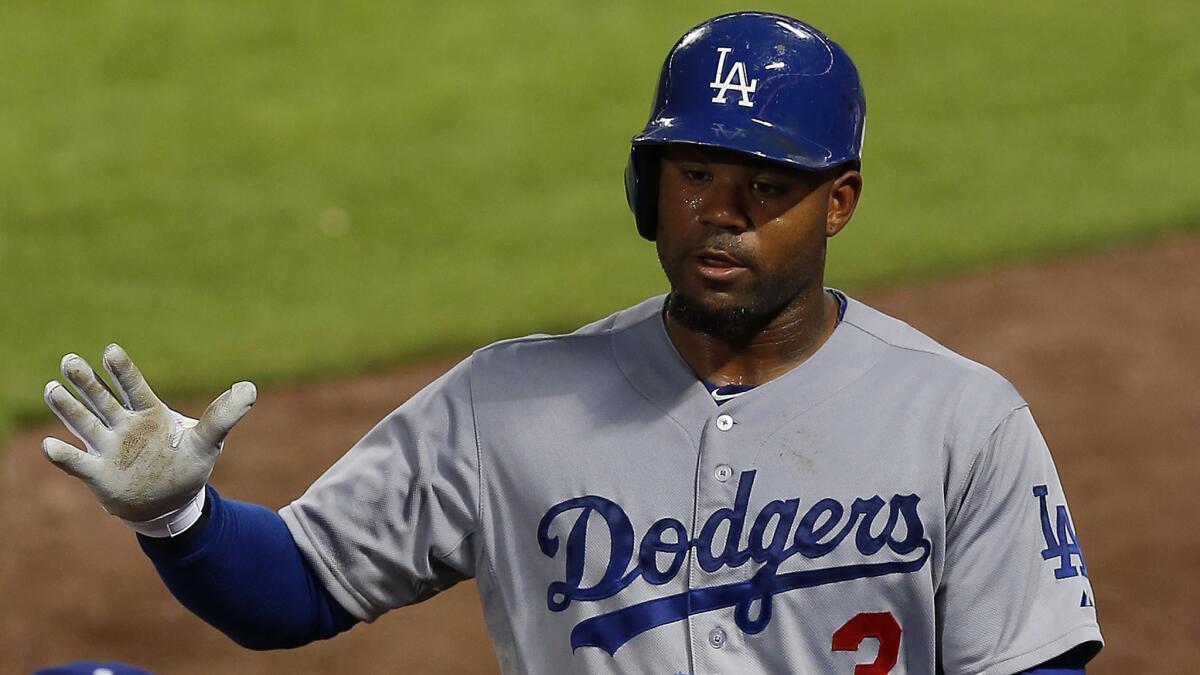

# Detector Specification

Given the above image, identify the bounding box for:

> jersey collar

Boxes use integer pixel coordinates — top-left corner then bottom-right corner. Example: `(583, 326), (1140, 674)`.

(610, 292), (887, 445)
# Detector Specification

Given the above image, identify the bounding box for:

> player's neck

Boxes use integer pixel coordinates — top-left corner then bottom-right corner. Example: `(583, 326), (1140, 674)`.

(665, 287), (838, 387)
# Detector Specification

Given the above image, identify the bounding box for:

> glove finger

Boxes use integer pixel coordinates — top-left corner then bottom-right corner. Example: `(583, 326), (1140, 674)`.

(191, 381), (257, 453)
(101, 343), (163, 412)
(60, 353), (123, 425)
(43, 381), (107, 452)
(42, 436), (101, 480)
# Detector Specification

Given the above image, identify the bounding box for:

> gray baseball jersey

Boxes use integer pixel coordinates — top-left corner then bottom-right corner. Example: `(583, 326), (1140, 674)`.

(280, 292), (1102, 674)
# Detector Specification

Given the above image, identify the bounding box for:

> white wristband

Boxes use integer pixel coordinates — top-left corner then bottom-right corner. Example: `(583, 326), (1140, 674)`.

(120, 487), (207, 538)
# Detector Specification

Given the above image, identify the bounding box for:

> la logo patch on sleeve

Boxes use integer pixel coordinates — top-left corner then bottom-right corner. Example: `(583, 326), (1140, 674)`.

(1033, 485), (1089, 579)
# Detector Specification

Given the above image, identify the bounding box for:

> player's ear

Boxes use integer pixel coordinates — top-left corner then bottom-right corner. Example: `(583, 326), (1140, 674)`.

(825, 168), (862, 237)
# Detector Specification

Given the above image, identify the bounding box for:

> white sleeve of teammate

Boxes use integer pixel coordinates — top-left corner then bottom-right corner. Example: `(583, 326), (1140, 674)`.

(938, 405), (1102, 674)
(278, 357), (481, 622)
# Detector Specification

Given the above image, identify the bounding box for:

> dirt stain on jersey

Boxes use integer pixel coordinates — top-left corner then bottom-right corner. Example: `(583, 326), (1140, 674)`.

(783, 446), (815, 472)
(783, 428), (817, 472)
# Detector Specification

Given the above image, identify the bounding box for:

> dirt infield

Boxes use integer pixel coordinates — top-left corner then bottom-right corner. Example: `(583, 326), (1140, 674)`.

(4, 232), (1197, 674)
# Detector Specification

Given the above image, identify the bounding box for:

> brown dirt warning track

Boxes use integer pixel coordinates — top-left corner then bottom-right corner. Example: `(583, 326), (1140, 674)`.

(3, 232), (1198, 674)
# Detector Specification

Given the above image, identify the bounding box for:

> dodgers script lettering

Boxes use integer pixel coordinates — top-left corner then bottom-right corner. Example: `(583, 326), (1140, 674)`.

(536, 470), (932, 655)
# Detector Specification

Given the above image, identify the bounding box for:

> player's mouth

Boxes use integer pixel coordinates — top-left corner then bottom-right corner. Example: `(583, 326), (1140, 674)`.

(693, 247), (749, 281)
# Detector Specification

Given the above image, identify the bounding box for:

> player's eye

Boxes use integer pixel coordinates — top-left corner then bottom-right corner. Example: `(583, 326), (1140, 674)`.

(752, 180), (788, 197)
(677, 166), (711, 184)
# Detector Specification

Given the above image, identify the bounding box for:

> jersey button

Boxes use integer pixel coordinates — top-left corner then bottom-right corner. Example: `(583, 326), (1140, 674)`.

(715, 414), (734, 431)
(708, 626), (727, 649)
(714, 464), (733, 482)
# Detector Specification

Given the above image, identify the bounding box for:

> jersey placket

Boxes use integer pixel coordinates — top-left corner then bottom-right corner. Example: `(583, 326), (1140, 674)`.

(688, 404), (752, 675)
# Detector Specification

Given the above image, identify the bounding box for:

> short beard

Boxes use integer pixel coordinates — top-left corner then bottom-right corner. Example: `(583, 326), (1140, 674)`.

(664, 287), (782, 343)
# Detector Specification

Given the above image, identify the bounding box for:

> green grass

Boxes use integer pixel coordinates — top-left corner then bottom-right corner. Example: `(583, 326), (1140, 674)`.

(3, 1), (1198, 438)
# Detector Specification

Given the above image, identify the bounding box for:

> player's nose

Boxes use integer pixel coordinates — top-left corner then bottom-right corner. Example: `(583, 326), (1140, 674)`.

(700, 175), (752, 233)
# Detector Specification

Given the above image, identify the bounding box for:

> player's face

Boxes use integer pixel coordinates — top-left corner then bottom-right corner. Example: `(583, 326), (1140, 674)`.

(655, 144), (859, 337)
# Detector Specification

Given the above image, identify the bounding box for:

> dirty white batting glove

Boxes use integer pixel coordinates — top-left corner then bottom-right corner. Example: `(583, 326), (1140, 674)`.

(41, 343), (256, 537)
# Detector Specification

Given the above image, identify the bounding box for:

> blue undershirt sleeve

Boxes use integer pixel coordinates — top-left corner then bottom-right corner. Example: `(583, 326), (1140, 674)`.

(1015, 640), (1097, 673)
(138, 485), (359, 650)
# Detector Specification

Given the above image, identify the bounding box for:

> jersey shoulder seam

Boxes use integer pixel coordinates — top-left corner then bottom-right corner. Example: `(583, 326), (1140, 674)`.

(465, 355), (489, 575)
(465, 353), (527, 665)
(469, 300), (659, 358)
(841, 307), (1025, 402)
(472, 330), (610, 355)
(842, 315), (984, 368)
(946, 403), (1031, 531)
(840, 298), (1014, 378)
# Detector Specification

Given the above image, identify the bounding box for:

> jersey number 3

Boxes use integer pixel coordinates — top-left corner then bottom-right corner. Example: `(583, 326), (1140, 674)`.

(831, 612), (902, 674)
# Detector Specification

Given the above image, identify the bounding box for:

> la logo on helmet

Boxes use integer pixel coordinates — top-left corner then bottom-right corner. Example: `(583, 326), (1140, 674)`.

(709, 47), (758, 107)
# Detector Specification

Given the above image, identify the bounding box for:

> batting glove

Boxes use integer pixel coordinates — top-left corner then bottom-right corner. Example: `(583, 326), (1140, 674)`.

(41, 343), (256, 536)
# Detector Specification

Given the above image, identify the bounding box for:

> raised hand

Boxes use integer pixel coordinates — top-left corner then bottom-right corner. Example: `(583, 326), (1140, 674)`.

(41, 343), (256, 525)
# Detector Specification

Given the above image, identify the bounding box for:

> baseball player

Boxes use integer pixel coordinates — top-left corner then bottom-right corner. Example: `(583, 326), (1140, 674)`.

(40, 12), (1101, 674)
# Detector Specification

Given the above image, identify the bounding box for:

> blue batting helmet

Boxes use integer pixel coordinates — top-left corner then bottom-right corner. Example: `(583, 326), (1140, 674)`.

(626, 12), (866, 240)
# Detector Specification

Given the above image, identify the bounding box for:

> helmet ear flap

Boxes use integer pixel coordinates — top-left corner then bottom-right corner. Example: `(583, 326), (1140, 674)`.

(625, 146), (661, 241)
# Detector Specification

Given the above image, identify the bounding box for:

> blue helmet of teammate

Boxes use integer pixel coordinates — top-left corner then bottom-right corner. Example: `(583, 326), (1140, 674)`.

(626, 12), (866, 240)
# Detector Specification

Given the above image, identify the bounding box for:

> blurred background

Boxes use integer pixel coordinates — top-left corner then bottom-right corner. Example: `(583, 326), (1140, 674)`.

(1, 1), (1197, 673)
